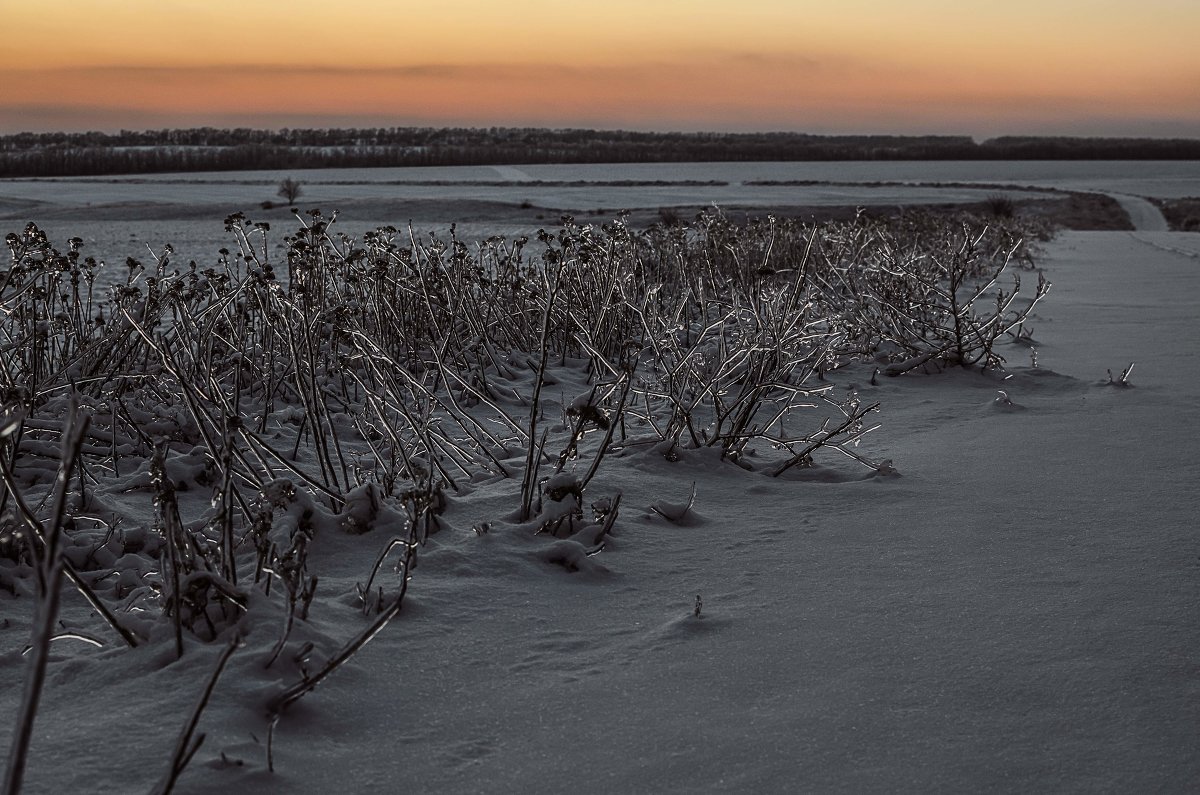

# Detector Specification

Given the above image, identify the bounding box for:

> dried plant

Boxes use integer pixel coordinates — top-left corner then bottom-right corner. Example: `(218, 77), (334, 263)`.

(0, 205), (1054, 785)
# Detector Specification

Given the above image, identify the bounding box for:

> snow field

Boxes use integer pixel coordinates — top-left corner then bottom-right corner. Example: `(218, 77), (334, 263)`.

(1, 201), (1198, 793)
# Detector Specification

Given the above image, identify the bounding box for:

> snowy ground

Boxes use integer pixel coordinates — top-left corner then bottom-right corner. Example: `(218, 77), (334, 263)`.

(4, 160), (1197, 275)
(2, 226), (1197, 793)
(9, 160), (1200, 197)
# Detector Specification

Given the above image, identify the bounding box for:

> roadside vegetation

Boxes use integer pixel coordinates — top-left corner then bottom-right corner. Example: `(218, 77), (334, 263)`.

(1011, 192), (1134, 231)
(1150, 197), (1200, 231)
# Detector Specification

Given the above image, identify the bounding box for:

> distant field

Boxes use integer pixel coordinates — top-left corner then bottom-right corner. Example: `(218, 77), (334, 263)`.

(12, 159), (1199, 195)
(2, 160), (1196, 270)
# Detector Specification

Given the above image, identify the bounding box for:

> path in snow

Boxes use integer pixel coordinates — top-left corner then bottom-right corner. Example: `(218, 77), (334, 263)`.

(1105, 192), (1169, 231)
(490, 165), (534, 182)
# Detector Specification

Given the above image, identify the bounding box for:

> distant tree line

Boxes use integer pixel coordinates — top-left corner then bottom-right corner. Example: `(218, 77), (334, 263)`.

(0, 127), (1197, 178)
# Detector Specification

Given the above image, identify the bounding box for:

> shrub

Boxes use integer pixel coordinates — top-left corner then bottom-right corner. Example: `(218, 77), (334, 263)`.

(1155, 197), (1200, 231)
(984, 194), (1017, 218)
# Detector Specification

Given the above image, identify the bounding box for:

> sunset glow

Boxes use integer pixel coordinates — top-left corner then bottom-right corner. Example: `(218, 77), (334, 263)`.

(2, 0), (1198, 136)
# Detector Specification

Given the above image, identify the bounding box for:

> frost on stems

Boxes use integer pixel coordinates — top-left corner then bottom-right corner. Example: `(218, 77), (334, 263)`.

(4, 402), (90, 795)
(0, 207), (1059, 784)
(1107, 362), (1135, 386)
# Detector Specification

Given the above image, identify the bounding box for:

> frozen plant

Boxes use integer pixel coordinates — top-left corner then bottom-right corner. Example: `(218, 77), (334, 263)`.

(1107, 362), (1135, 387)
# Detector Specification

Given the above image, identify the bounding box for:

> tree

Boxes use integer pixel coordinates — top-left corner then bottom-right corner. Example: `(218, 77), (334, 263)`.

(277, 177), (302, 204)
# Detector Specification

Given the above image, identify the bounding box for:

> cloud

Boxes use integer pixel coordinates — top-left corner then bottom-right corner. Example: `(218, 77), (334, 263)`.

(3, 52), (847, 86)
(2, 56), (1197, 138)
(4, 99), (1198, 139)
(714, 51), (824, 70)
(3, 62), (589, 81)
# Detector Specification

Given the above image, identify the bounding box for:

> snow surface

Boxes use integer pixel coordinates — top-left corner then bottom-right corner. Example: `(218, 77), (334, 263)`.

(4, 160), (1196, 284)
(0, 160), (1182, 298)
(0, 171), (1041, 213)
(17, 160), (1200, 197)
(2, 224), (1199, 790)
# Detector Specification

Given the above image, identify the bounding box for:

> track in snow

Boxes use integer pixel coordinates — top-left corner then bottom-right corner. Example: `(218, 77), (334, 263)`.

(1105, 192), (1169, 231)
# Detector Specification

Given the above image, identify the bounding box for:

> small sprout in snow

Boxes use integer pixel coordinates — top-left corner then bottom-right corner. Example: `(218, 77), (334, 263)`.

(993, 391), (1024, 411)
(1107, 363), (1135, 387)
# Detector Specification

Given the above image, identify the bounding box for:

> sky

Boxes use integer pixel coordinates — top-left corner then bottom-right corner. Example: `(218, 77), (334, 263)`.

(1, 0), (1198, 138)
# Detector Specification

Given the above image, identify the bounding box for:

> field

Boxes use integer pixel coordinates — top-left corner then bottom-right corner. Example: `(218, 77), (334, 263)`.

(5, 160), (1200, 271)
(2, 163), (1199, 793)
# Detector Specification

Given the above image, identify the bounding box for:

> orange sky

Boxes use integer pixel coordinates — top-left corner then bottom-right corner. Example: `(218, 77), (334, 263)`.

(1, 0), (1198, 136)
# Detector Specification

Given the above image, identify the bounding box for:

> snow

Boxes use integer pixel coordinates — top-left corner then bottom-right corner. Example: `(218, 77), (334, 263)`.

(17, 160), (1200, 197)
(2, 196), (1199, 791)
(3, 160), (1196, 294)
(4, 160), (1198, 283)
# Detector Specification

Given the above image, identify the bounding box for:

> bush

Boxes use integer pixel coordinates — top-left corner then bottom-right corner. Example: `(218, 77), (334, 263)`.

(1155, 197), (1200, 231)
(985, 194), (1017, 218)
